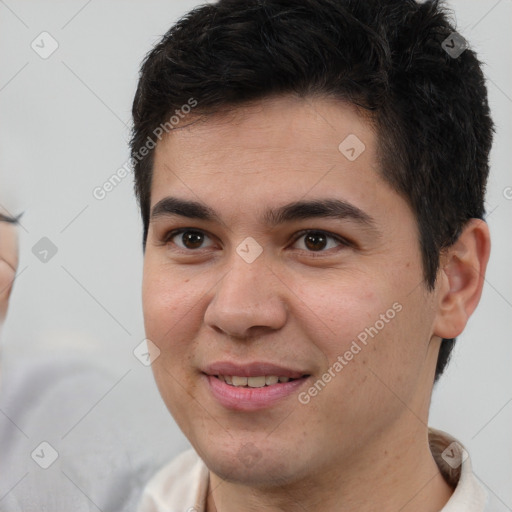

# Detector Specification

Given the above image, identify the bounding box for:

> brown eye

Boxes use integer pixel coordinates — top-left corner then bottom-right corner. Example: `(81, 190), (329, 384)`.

(180, 231), (204, 249)
(164, 229), (214, 251)
(304, 232), (328, 251)
(291, 230), (348, 253)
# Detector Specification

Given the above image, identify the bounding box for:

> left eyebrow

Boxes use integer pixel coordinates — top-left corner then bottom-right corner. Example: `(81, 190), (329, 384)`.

(263, 198), (376, 230)
(150, 196), (379, 234)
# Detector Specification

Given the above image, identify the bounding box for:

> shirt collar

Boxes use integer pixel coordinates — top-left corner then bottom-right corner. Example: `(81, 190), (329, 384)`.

(428, 427), (487, 511)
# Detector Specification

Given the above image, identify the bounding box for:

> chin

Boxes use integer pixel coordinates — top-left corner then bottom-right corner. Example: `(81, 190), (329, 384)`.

(198, 440), (305, 486)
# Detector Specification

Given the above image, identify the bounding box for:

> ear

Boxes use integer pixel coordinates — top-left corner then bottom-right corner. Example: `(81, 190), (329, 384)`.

(433, 219), (491, 339)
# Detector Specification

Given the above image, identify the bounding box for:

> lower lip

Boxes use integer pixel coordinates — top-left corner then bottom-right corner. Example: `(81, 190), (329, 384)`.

(205, 374), (309, 411)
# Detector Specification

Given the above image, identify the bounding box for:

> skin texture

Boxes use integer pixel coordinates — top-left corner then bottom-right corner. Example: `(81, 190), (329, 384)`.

(0, 217), (19, 390)
(142, 95), (490, 512)
(0, 219), (18, 324)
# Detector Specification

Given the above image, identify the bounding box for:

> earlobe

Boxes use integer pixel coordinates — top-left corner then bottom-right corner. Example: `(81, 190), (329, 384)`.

(433, 219), (491, 339)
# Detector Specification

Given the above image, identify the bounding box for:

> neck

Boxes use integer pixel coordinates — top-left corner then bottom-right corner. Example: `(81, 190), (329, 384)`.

(206, 421), (454, 512)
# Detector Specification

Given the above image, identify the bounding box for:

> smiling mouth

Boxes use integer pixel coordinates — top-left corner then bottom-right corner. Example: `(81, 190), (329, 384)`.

(213, 375), (310, 388)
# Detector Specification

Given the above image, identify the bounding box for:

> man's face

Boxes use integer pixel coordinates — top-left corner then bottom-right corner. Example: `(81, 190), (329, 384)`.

(142, 95), (442, 485)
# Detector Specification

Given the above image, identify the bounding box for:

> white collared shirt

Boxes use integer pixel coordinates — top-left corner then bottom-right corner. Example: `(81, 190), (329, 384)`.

(137, 427), (507, 512)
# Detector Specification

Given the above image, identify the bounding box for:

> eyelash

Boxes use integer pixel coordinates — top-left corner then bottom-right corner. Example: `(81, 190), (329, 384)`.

(162, 228), (351, 256)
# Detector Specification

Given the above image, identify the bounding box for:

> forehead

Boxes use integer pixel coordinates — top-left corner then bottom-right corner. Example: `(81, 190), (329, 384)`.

(151, 95), (382, 203)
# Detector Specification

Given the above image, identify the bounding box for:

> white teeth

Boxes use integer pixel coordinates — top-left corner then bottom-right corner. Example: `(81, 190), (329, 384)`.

(218, 375), (295, 387)
(231, 376), (248, 386)
(247, 376), (266, 388)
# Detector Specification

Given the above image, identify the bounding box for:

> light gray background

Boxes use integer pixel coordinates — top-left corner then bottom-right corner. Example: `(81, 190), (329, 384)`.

(0, 0), (510, 509)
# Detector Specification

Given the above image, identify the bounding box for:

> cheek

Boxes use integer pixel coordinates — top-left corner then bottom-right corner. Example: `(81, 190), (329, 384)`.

(143, 269), (200, 421)
(299, 273), (419, 390)
(142, 263), (208, 402)
(142, 263), (197, 338)
(294, 273), (386, 354)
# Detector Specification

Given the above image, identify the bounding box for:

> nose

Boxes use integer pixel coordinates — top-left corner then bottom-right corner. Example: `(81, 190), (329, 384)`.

(204, 250), (288, 340)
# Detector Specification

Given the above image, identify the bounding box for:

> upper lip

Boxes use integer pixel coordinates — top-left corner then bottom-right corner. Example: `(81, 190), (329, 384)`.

(203, 361), (309, 379)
